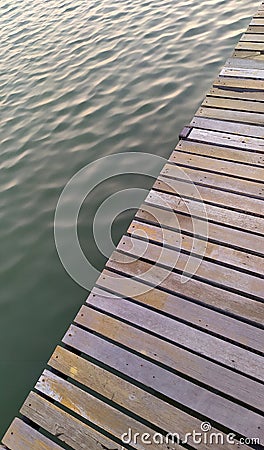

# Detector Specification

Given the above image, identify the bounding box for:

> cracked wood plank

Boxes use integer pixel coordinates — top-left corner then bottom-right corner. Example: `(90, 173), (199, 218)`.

(36, 370), (180, 450)
(2, 418), (63, 450)
(20, 392), (121, 450)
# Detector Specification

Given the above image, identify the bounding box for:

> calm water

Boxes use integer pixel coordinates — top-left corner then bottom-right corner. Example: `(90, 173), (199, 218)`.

(0, 0), (260, 436)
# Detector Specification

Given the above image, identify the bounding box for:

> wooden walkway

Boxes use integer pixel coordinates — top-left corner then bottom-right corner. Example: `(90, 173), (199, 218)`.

(2, 3), (264, 449)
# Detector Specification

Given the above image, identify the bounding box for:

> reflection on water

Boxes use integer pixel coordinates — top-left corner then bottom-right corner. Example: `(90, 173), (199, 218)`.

(0, 0), (260, 436)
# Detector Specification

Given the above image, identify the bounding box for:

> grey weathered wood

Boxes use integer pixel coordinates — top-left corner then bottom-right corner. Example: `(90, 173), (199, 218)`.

(155, 173), (264, 216)
(188, 128), (264, 152)
(169, 149), (264, 181)
(85, 289), (264, 372)
(224, 57), (264, 70)
(160, 162), (264, 199)
(105, 252), (264, 326)
(79, 300), (264, 409)
(91, 282), (264, 355)
(208, 86), (264, 102)
(196, 106), (264, 126)
(176, 139), (264, 166)
(202, 96), (264, 113)
(190, 116), (264, 138)
(116, 233), (264, 300)
(221, 66), (264, 78)
(233, 50), (264, 60)
(214, 75), (264, 90)
(20, 392), (121, 450)
(49, 346), (250, 450)
(242, 33), (264, 42)
(63, 325), (264, 444)
(36, 370), (179, 450)
(136, 203), (263, 256)
(128, 219), (264, 276)
(2, 418), (63, 450)
(145, 189), (264, 235)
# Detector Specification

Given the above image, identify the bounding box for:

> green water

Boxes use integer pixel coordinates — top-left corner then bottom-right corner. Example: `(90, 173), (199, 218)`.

(0, 0), (260, 437)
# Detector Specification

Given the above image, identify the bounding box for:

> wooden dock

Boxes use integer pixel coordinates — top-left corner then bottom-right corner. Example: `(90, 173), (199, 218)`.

(2, 3), (264, 449)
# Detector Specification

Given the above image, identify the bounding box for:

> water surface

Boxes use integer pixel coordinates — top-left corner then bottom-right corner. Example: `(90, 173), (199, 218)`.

(0, 0), (260, 436)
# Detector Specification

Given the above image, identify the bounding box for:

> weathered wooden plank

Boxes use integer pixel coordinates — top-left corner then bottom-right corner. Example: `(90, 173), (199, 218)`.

(208, 86), (264, 102)
(116, 233), (264, 300)
(169, 150), (264, 182)
(224, 57), (264, 70)
(220, 66), (264, 80)
(128, 219), (264, 276)
(136, 203), (263, 256)
(176, 140), (264, 166)
(2, 418), (63, 450)
(202, 96), (264, 113)
(190, 116), (264, 138)
(63, 325), (264, 444)
(196, 106), (264, 126)
(105, 252), (264, 325)
(77, 302), (264, 409)
(147, 187), (264, 235)
(236, 42), (264, 51)
(93, 275), (264, 354)
(248, 25), (264, 33)
(20, 392), (121, 450)
(214, 76), (264, 90)
(49, 346), (250, 450)
(155, 175), (263, 219)
(161, 161), (264, 199)
(254, 12), (264, 18)
(188, 128), (264, 152)
(84, 291), (264, 375)
(250, 18), (264, 25)
(242, 33), (264, 42)
(232, 50), (264, 60)
(146, 188), (264, 234)
(36, 370), (179, 450)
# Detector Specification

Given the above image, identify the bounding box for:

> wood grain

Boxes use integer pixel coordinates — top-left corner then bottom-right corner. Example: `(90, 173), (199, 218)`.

(105, 253), (264, 325)
(202, 96), (264, 113)
(188, 128), (264, 152)
(196, 105), (264, 126)
(145, 189), (264, 234)
(128, 219), (264, 276)
(63, 325), (264, 444)
(2, 418), (63, 450)
(36, 369), (179, 450)
(176, 139), (264, 166)
(208, 86), (264, 101)
(20, 392), (120, 450)
(136, 203), (263, 255)
(214, 76), (264, 90)
(169, 150), (264, 181)
(190, 116), (264, 138)
(49, 346), (250, 450)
